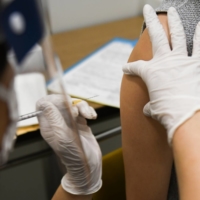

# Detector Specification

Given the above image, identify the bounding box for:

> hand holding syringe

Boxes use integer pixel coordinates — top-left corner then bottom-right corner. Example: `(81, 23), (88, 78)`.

(18, 0), (102, 194)
(35, 94), (102, 194)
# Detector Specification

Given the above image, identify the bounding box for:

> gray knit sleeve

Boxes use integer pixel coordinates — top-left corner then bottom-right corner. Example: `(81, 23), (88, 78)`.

(141, 0), (200, 55)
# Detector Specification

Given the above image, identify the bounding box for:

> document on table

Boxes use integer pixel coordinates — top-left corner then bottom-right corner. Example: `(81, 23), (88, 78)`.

(15, 73), (47, 127)
(48, 38), (138, 108)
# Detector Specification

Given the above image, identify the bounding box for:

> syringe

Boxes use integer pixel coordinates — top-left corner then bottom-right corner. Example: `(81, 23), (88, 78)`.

(18, 100), (82, 121)
(19, 110), (43, 121)
(18, 95), (98, 121)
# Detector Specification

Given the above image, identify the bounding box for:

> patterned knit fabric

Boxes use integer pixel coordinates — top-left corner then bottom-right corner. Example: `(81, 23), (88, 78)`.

(142, 0), (200, 56)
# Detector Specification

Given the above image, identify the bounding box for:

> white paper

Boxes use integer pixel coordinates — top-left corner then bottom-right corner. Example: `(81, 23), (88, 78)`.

(15, 73), (47, 127)
(48, 39), (136, 108)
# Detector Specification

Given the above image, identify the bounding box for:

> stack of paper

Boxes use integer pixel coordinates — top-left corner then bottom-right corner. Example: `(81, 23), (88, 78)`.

(48, 38), (138, 108)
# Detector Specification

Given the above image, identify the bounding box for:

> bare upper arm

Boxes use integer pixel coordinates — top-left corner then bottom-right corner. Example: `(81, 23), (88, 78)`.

(120, 13), (170, 122)
(128, 13), (170, 63)
(120, 13), (174, 200)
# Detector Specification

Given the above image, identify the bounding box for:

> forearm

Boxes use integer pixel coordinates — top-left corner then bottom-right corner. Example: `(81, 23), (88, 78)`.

(52, 185), (93, 200)
(173, 111), (200, 200)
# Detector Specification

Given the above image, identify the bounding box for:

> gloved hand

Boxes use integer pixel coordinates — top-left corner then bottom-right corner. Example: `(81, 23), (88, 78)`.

(123, 5), (200, 144)
(36, 94), (102, 195)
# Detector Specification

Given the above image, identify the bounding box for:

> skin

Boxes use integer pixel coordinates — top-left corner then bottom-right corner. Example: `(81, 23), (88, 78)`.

(120, 13), (173, 200)
(173, 111), (200, 200)
(0, 63), (14, 150)
(52, 186), (92, 200)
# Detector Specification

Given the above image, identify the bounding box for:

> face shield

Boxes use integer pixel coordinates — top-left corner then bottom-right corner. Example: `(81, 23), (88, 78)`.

(0, 0), (90, 180)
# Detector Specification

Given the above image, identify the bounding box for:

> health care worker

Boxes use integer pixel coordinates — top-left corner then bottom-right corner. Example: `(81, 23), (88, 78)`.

(0, 41), (102, 199)
(0, 1), (102, 200)
(0, 3), (200, 200)
(0, 47), (103, 199)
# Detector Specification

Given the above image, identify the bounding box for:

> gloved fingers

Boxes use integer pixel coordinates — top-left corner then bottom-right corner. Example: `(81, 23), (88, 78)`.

(36, 99), (75, 143)
(37, 94), (73, 125)
(168, 7), (187, 55)
(75, 100), (97, 119)
(143, 4), (170, 57)
(123, 60), (146, 77)
(36, 100), (54, 140)
(37, 94), (68, 111)
(71, 106), (79, 117)
(192, 22), (200, 57)
(143, 102), (151, 117)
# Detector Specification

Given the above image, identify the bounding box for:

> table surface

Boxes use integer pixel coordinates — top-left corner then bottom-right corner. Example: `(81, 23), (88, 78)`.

(17, 16), (144, 136)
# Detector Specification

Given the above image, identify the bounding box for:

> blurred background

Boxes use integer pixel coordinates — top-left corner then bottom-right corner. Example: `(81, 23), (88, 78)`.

(48, 0), (162, 33)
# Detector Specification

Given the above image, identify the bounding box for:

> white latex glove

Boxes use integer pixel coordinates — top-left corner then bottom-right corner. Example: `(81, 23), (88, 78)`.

(123, 5), (200, 144)
(36, 94), (102, 195)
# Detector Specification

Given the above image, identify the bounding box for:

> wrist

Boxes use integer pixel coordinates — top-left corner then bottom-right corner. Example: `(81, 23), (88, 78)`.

(150, 97), (200, 144)
(172, 111), (200, 199)
(52, 185), (93, 200)
(173, 110), (200, 143)
(61, 173), (102, 195)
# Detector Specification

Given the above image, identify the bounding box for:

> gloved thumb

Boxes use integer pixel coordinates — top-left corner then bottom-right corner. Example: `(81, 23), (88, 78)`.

(143, 102), (151, 117)
(123, 60), (146, 77)
(75, 100), (97, 119)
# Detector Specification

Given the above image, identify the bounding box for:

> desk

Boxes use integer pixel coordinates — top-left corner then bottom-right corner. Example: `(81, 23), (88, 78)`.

(17, 16), (143, 136)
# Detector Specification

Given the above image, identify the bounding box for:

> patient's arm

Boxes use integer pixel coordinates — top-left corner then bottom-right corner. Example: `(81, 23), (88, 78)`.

(120, 14), (173, 200)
